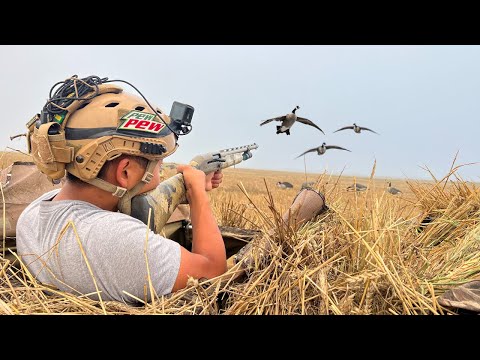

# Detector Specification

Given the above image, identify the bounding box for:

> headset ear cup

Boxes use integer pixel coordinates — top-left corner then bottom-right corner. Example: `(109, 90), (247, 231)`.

(29, 122), (73, 181)
(30, 125), (54, 165)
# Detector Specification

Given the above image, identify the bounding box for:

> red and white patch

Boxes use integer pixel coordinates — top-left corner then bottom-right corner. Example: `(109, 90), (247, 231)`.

(118, 110), (165, 134)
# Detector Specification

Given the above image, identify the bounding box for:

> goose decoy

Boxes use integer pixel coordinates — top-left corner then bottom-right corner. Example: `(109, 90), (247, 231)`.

(295, 142), (351, 158)
(276, 181), (293, 189)
(260, 106), (324, 135)
(301, 181), (316, 190)
(387, 182), (402, 195)
(346, 183), (367, 192)
(334, 123), (379, 135)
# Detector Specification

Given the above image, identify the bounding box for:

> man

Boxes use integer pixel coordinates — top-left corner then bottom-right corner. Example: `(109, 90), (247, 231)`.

(16, 75), (226, 304)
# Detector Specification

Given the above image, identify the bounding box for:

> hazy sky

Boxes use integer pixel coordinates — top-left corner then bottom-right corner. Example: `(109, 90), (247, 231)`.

(1, 45), (479, 181)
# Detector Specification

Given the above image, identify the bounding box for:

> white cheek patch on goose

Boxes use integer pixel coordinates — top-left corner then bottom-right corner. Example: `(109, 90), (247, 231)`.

(118, 110), (165, 134)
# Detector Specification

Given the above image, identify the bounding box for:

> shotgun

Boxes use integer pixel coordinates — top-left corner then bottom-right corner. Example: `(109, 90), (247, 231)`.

(130, 143), (259, 233)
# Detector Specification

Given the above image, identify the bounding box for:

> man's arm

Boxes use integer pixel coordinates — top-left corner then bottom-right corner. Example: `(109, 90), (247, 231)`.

(170, 165), (226, 292)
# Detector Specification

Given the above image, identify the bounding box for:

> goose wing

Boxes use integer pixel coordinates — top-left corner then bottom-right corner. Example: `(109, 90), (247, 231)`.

(296, 117), (325, 134)
(360, 126), (379, 134)
(333, 125), (354, 133)
(295, 147), (318, 159)
(326, 145), (351, 152)
(260, 116), (286, 126)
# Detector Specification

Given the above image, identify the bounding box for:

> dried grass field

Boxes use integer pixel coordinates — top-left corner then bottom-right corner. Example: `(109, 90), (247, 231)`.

(1, 151), (480, 314)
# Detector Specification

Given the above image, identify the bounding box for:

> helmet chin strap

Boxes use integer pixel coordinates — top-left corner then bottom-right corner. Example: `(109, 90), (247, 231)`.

(117, 159), (158, 215)
(86, 159), (158, 215)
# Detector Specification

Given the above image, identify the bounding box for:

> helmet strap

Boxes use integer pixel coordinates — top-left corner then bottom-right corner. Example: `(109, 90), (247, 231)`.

(84, 159), (158, 215)
(116, 159), (158, 215)
(87, 177), (127, 197)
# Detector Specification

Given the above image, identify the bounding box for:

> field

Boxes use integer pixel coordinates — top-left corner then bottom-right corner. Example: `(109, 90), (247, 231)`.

(2, 151), (480, 314)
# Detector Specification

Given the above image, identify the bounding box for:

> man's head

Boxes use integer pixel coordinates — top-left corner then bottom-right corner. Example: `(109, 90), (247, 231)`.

(27, 75), (178, 213)
(67, 154), (163, 194)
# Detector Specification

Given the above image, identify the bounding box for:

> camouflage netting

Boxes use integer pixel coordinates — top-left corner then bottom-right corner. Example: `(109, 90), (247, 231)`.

(1, 162), (62, 238)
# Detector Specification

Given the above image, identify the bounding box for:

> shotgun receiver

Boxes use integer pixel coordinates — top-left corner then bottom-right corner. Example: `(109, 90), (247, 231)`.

(130, 143), (259, 234)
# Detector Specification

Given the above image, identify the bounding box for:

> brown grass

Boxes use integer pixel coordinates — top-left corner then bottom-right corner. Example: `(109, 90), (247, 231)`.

(1, 152), (479, 314)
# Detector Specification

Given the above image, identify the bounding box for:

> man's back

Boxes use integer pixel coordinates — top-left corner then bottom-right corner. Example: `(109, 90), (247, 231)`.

(16, 190), (181, 304)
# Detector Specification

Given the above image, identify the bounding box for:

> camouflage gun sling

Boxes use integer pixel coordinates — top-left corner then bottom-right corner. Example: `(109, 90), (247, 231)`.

(130, 144), (259, 234)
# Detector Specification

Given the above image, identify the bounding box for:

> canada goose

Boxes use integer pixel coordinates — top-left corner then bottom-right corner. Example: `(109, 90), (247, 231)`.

(276, 181), (294, 189)
(295, 142), (351, 158)
(346, 183), (367, 192)
(387, 182), (402, 195)
(260, 106), (324, 135)
(334, 123), (379, 135)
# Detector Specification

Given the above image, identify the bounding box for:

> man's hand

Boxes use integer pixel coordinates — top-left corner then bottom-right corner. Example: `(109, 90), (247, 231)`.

(205, 170), (223, 191)
(176, 165), (206, 195)
(176, 165), (223, 202)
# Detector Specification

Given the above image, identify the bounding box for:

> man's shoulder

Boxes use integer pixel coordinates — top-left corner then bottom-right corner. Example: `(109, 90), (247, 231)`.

(89, 208), (148, 225)
(18, 189), (61, 222)
(31, 188), (61, 206)
(85, 209), (160, 242)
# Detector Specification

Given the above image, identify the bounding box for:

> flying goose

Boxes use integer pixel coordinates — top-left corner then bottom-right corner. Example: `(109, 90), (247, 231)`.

(276, 181), (294, 189)
(260, 106), (324, 135)
(387, 182), (402, 195)
(334, 123), (378, 134)
(295, 142), (351, 158)
(346, 183), (367, 192)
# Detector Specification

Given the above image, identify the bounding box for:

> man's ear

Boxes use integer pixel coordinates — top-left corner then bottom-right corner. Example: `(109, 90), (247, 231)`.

(115, 157), (132, 188)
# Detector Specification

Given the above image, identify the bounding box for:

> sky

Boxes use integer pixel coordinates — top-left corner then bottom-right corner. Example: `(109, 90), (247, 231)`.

(1, 45), (479, 181)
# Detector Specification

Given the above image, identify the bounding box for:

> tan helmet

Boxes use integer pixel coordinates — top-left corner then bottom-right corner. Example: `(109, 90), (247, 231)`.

(26, 75), (179, 214)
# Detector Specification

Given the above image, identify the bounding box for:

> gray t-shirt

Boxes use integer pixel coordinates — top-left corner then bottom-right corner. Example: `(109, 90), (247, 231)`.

(16, 189), (181, 305)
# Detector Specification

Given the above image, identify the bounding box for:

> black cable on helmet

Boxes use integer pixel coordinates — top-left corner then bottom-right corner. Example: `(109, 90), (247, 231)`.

(104, 78), (183, 136)
(45, 75), (106, 115)
(41, 75), (187, 137)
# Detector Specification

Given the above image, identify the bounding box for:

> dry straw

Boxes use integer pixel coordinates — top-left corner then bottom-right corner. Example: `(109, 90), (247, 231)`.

(1, 154), (480, 314)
